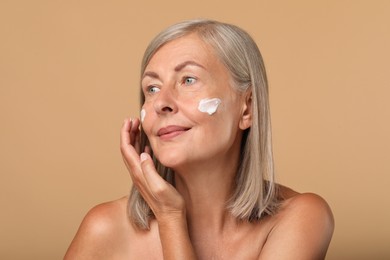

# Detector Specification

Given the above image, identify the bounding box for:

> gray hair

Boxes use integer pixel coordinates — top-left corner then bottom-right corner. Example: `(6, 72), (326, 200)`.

(129, 19), (278, 229)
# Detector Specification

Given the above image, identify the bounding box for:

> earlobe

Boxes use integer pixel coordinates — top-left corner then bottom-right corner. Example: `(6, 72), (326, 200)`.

(239, 90), (252, 130)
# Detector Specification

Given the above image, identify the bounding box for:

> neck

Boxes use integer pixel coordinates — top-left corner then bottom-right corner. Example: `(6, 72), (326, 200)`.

(173, 152), (239, 235)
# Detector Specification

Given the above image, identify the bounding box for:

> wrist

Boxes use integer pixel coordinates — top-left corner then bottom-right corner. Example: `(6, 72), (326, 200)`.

(156, 209), (187, 229)
(157, 213), (197, 260)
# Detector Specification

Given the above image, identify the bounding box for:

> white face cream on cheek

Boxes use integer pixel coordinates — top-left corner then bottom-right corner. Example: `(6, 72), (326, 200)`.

(140, 108), (146, 123)
(198, 98), (222, 115)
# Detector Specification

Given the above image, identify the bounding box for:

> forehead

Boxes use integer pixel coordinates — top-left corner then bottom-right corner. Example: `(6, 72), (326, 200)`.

(145, 33), (220, 70)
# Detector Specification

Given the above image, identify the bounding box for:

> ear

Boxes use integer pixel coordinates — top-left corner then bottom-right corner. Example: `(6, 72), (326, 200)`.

(239, 90), (252, 130)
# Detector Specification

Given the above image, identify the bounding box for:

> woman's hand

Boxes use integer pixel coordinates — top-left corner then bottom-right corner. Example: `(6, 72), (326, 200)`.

(120, 118), (197, 259)
(120, 118), (185, 221)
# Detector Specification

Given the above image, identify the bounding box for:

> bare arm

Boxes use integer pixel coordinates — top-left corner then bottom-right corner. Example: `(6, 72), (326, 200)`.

(259, 193), (334, 260)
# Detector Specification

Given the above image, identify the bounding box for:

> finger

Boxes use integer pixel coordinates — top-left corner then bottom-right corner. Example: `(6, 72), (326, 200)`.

(133, 120), (141, 154)
(120, 118), (143, 179)
(120, 118), (139, 154)
(120, 117), (140, 146)
(140, 153), (169, 200)
(124, 152), (158, 205)
(130, 118), (140, 146)
(139, 153), (185, 215)
(120, 118), (132, 146)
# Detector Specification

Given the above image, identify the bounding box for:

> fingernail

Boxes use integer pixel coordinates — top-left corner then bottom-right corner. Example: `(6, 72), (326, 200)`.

(140, 153), (148, 162)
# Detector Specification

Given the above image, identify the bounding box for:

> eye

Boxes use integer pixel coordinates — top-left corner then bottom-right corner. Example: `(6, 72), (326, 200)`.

(183, 77), (197, 86)
(148, 86), (160, 94)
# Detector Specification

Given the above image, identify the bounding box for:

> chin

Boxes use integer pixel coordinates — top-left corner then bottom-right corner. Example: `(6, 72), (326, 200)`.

(153, 152), (185, 169)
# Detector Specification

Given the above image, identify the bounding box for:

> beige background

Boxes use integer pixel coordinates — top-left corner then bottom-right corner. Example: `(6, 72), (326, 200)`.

(1, 0), (389, 259)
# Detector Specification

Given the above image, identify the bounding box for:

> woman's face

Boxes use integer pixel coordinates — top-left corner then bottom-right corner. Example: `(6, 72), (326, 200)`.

(141, 33), (249, 170)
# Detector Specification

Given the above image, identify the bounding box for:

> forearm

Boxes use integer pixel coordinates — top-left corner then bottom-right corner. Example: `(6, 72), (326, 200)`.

(158, 214), (197, 260)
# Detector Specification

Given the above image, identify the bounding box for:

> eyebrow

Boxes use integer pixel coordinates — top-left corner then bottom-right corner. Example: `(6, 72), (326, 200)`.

(142, 60), (206, 80)
(174, 60), (206, 72)
(142, 71), (160, 80)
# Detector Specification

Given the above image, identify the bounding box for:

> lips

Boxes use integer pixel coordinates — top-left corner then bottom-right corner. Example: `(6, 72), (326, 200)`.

(157, 125), (190, 139)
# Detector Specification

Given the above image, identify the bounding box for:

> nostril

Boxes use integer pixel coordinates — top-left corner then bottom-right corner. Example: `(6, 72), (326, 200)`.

(161, 106), (173, 112)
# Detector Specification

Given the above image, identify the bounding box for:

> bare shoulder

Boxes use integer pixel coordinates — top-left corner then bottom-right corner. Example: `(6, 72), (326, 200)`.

(259, 186), (335, 259)
(279, 191), (335, 241)
(78, 196), (129, 230)
(64, 196), (132, 259)
(279, 187), (333, 221)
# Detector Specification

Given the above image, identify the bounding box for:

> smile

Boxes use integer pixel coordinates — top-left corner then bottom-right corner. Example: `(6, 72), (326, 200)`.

(157, 125), (191, 140)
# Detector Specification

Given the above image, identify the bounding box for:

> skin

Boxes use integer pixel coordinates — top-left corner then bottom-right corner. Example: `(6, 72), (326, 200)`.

(64, 34), (334, 259)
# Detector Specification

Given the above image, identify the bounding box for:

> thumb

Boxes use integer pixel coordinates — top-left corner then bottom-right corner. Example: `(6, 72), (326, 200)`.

(140, 153), (184, 214)
(140, 153), (167, 196)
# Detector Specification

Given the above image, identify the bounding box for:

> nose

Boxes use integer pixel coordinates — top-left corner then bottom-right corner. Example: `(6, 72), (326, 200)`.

(153, 87), (177, 115)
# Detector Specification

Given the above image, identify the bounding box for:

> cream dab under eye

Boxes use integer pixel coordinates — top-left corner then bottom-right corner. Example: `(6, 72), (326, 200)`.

(198, 98), (222, 115)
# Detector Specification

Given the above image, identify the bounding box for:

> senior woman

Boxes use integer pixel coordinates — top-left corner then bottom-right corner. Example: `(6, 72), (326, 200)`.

(65, 19), (334, 259)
